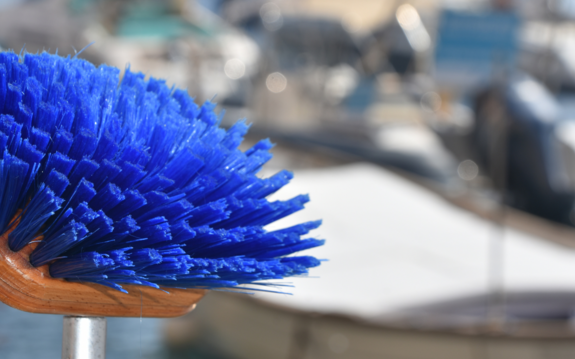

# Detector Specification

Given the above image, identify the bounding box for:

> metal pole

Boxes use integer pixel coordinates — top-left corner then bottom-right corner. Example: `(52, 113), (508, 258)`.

(62, 316), (107, 359)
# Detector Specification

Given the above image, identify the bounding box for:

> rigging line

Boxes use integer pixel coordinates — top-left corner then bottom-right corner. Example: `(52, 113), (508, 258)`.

(140, 288), (143, 359)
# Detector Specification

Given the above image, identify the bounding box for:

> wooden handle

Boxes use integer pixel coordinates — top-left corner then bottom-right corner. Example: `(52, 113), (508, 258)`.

(0, 223), (206, 317)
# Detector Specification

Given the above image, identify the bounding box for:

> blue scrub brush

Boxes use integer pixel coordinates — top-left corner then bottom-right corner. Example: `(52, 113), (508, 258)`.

(0, 50), (324, 324)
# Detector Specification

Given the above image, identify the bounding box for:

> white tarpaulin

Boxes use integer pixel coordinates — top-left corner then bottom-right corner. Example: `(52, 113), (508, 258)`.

(255, 163), (575, 318)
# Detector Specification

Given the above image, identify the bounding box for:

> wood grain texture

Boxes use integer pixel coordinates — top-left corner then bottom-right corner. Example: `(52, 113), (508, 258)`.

(0, 221), (206, 317)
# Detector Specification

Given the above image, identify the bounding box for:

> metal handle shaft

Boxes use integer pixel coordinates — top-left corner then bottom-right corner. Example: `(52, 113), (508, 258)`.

(62, 316), (107, 359)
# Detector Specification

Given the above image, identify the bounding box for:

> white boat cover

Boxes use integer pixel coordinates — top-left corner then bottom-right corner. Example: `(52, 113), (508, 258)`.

(255, 163), (575, 319)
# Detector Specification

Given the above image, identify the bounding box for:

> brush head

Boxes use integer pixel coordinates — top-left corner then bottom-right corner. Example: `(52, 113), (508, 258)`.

(0, 50), (323, 316)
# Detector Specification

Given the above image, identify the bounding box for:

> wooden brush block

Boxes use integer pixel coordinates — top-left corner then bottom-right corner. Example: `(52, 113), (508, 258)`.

(0, 223), (206, 317)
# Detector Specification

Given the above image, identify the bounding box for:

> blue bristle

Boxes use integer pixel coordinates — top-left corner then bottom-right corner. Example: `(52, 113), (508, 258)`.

(137, 196), (193, 224)
(11, 61), (28, 86)
(16, 139), (43, 166)
(132, 191), (171, 217)
(89, 182), (124, 211)
(70, 202), (96, 223)
(49, 128), (74, 155)
(105, 248), (133, 266)
(157, 245), (186, 256)
(274, 220), (323, 236)
(118, 144), (151, 167)
(92, 131), (119, 162)
(45, 169), (70, 197)
(131, 217), (172, 248)
(8, 184), (63, 251)
(0, 53), (17, 74)
(29, 220), (88, 267)
(0, 152), (30, 233)
(136, 174), (174, 193)
(15, 103), (33, 138)
(50, 251), (116, 278)
(94, 220), (139, 252)
(81, 210), (114, 247)
(56, 104), (75, 134)
(198, 101), (218, 126)
(0, 114), (19, 144)
(254, 239), (326, 259)
(0, 131), (8, 154)
(66, 179), (97, 209)
(68, 159), (99, 188)
(35, 102), (58, 133)
(113, 161), (146, 190)
(48, 83), (65, 108)
(221, 120), (250, 150)
(0, 65), (6, 112)
(73, 101), (98, 136)
(68, 128), (98, 160)
(29, 127), (50, 152)
(245, 138), (274, 156)
(107, 189), (146, 220)
(162, 147), (204, 188)
(0, 51), (323, 293)
(5, 84), (22, 117)
(187, 199), (230, 227)
(43, 152), (76, 179)
(89, 159), (121, 189)
(144, 125), (173, 173)
(114, 216), (140, 235)
(24, 77), (41, 119)
(131, 248), (163, 270)
(171, 221), (196, 244)
(244, 150), (273, 175)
